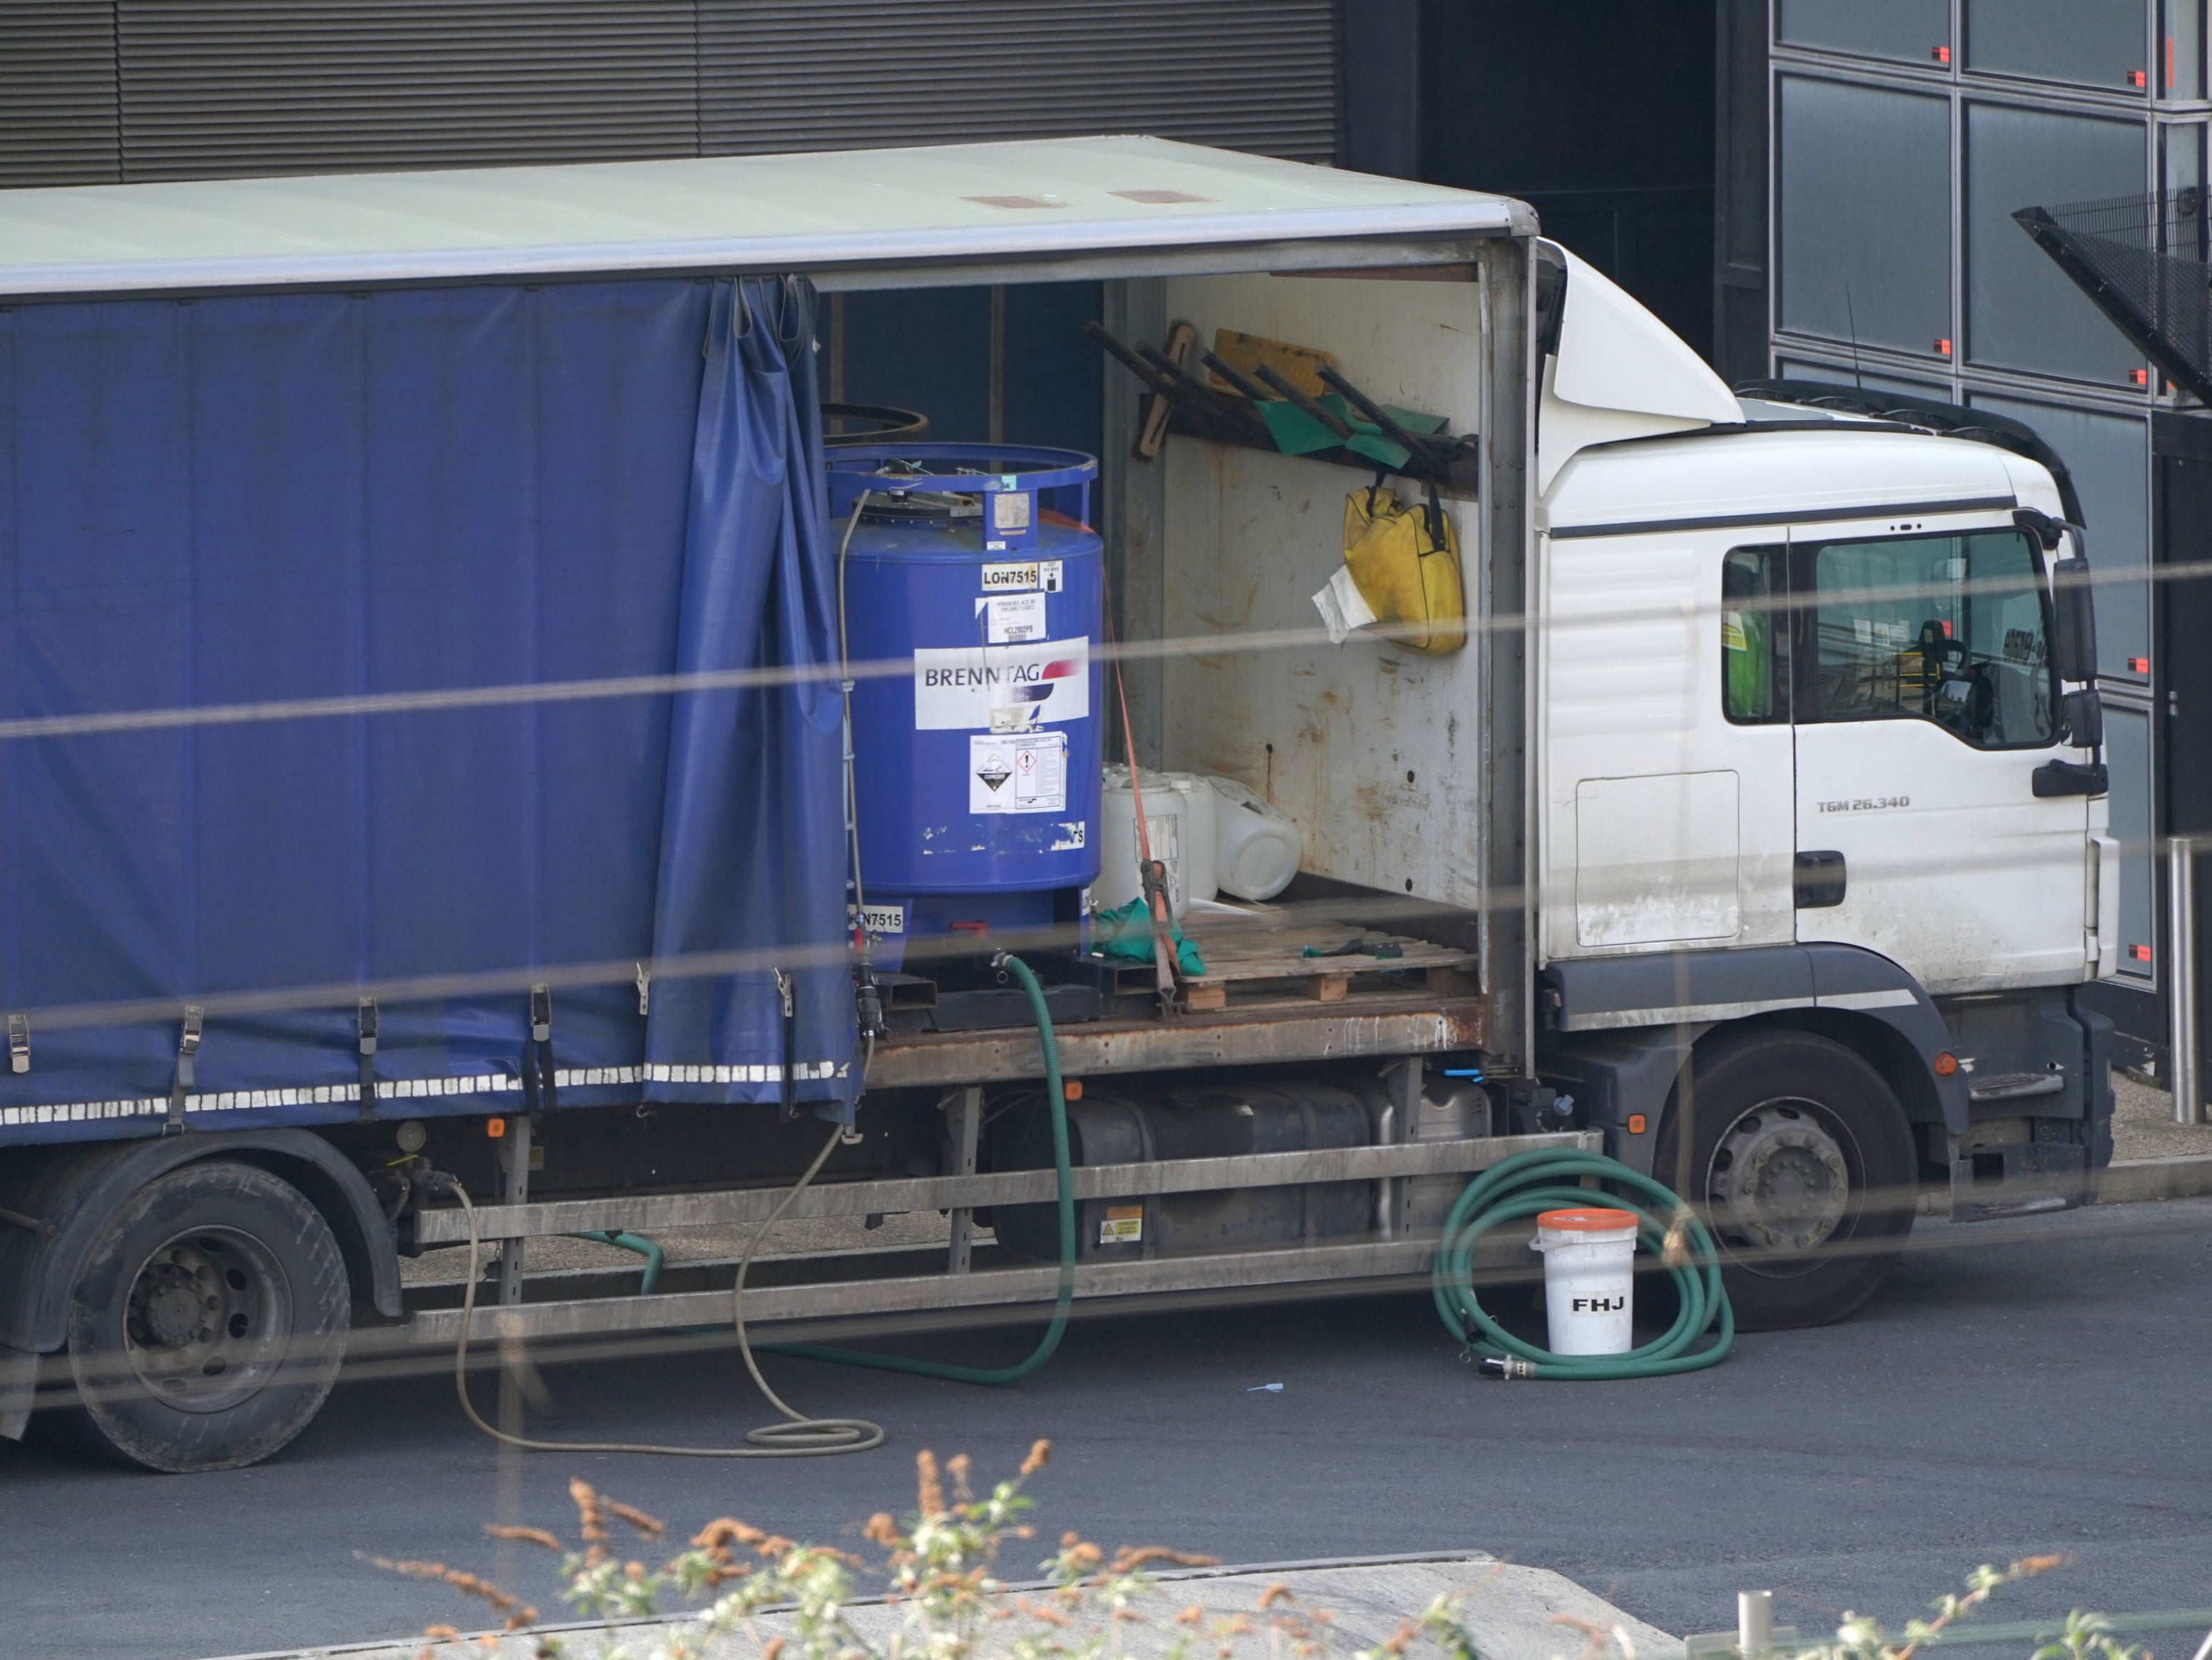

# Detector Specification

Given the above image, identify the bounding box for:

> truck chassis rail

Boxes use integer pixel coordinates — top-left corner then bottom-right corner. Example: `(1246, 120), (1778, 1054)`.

(400, 1129), (1600, 1345)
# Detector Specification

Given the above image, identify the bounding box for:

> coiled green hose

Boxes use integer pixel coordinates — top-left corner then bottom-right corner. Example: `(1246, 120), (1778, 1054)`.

(1431, 1147), (1732, 1379)
(765, 952), (1076, 1385)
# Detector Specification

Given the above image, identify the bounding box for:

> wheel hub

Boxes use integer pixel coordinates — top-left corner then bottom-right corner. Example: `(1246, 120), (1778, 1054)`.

(1707, 1100), (1851, 1253)
(121, 1230), (290, 1414)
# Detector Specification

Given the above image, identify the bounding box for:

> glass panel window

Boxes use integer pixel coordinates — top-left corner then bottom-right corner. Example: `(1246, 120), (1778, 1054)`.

(1964, 0), (2149, 91)
(1805, 529), (2056, 748)
(1963, 103), (2149, 385)
(1969, 394), (2151, 681)
(1722, 547), (1790, 723)
(1777, 76), (1953, 357)
(1777, 0), (1950, 66)
(2162, 0), (2206, 98)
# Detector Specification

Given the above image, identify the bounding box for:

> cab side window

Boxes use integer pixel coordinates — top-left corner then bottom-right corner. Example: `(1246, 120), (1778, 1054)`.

(1721, 546), (1788, 724)
(1805, 528), (2054, 748)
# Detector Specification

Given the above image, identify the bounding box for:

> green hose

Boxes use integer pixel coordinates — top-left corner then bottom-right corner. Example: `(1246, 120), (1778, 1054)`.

(763, 952), (1076, 1385)
(1432, 1147), (1733, 1380)
(574, 1230), (664, 1294)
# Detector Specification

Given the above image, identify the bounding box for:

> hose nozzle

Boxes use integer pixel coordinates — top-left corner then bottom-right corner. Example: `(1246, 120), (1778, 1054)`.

(1476, 1355), (1538, 1380)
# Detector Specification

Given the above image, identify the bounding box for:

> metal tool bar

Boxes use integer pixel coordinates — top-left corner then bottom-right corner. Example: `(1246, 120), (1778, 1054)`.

(495, 1112), (531, 1307)
(945, 1084), (981, 1275)
(408, 1233), (1465, 1345)
(414, 1131), (1600, 1244)
(2173, 835), (2204, 1126)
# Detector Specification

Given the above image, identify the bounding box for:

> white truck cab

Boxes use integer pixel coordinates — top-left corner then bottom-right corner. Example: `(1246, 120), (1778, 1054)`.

(1528, 247), (2114, 1325)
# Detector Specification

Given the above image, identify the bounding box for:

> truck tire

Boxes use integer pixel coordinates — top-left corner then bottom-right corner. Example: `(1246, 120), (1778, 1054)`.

(54, 1159), (350, 1472)
(1653, 1032), (1917, 1332)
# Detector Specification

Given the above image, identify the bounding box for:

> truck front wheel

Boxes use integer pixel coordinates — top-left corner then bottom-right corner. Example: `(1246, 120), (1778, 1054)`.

(56, 1159), (350, 1472)
(1653, 1032), (1917, 1331)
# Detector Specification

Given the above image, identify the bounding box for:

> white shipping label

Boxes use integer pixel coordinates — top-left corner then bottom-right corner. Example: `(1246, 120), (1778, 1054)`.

(858, 903), (905, 936)
(970, 730), (1067, 814)
(977, 591), (1047, 644)
(1312, 564), (1379, 646)
(979, 558), (1066, 594)
(914, 637), (1090, 729)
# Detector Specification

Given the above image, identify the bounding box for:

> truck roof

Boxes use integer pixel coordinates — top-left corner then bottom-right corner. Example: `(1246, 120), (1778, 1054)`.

(1542, 422), (2061, 539)
(0, 135), (1533, 301)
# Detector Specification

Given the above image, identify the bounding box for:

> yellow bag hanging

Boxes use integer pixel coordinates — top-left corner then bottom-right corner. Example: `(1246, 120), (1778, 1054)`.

(1341, 482), (1466, 654)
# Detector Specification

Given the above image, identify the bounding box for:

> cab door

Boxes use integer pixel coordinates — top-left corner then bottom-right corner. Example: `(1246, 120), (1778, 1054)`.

(1786, 518), (2092, 993)
(1540, 526), (1797, 962)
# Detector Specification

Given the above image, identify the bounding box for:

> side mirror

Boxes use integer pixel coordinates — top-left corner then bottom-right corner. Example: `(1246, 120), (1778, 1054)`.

(2061, 686), (2104, 749)
(2049, 551), (2097, 683)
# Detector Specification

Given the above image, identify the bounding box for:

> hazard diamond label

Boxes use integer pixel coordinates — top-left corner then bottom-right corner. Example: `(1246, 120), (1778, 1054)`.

(970, 730), (1067, 815)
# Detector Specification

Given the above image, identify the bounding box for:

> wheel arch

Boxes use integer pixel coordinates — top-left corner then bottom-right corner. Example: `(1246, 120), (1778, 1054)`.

(1690, 1008), (1941, 1134)
(1541, 943), (1969, 1161)
(0, 1129), (400, 1358)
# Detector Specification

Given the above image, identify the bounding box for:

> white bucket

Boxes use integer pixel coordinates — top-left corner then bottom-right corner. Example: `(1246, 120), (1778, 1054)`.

(1097, 766), (1217, 919)
(1531, 1207), (1638, 1355)
(1207, 776), (1302, 901)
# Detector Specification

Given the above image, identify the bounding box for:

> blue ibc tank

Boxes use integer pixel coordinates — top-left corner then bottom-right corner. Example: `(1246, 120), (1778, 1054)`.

(831, 444), (1104, 962)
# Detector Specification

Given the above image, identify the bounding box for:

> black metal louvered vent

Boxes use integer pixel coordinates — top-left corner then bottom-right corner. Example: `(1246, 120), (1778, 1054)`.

(2017, 193), (2212, 408)
(114, 0), (699, 181)
(0, 1), (122, 187)
(699, 0), (1338, 163)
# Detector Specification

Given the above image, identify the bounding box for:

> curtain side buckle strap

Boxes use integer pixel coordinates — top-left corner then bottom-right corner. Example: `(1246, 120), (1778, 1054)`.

(165, 1006), (204, 1134)
(6, 1014), (26, 1076)
(524, 984), (557, 1121)
(355, 999), (379, 1121)
(775, 969), (798, 1121)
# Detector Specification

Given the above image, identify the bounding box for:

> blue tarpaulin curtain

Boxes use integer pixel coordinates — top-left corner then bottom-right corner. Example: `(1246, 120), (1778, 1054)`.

(646, 277), (853, 1107)
(0, 274), (856, 1145)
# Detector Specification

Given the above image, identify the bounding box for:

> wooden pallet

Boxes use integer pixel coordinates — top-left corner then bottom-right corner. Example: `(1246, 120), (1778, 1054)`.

(1171, 911), (1478, 1012)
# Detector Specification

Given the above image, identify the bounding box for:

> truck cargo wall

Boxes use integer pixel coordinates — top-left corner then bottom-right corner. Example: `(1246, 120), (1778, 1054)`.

(0, 276), (856, 1144)
(1157, 272), (1486, 910)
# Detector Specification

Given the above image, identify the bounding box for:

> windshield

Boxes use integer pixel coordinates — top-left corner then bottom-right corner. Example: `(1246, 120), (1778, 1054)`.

(1805, 527), (2054, 749)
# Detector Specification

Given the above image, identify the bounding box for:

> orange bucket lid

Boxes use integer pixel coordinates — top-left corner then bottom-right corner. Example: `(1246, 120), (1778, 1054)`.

(1536, 1207), (1639, 1233)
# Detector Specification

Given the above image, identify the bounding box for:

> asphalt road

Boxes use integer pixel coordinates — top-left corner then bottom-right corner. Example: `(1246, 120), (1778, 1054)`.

(6, 1198), (2211, 1660)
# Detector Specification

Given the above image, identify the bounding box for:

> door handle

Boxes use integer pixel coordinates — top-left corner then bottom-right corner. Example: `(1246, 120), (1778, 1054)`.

(2033, 759), (2109, 798)
(1795, 850), (1847, 908)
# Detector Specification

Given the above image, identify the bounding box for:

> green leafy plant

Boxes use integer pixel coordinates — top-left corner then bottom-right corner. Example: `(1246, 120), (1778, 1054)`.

(375, 1442), (1496, 1660)
(1792, 1559), (2135, 1660)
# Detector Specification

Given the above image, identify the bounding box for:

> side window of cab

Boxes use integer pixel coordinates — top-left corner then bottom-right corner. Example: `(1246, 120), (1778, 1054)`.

(1721, 546), (1788, 724)
(1802, 528), (2054, 749)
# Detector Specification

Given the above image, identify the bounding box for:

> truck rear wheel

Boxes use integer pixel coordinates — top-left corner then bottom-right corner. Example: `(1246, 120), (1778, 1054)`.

(56, 1159), (350, 1472)
(1654, 1032), (1917, 1331)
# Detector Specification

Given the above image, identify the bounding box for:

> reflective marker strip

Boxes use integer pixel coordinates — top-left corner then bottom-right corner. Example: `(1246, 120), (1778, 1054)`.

(0, 1061), (848, 1126)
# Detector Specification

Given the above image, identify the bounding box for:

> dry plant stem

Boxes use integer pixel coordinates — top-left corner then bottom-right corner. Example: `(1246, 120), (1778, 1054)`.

(370, 1442), (1520, 1660)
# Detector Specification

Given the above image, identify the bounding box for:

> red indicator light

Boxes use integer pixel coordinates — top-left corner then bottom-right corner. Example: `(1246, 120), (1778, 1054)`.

(1934, 337), (1953, 356)
(2132, 368), (2151, 387)
(2132, 944), (2153, 962)
(2130, 656), (2151, 673)
(2129, 69), (2148, 87)
(1932, 44), (1951, 63)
